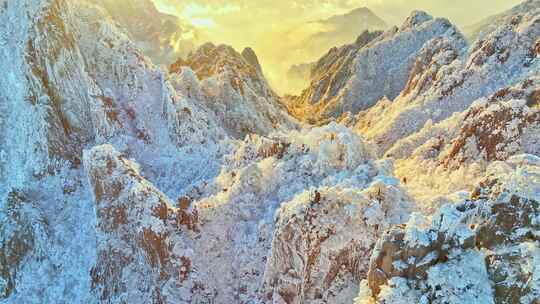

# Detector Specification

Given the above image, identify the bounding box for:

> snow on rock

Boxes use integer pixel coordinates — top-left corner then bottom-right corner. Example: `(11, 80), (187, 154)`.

(2, 0), (540, 303)
(0, 0), (222, 302)
(465, 0), (540, 41)
(356, 7), (540, 153)
(383, 76), (540, 205)
(150, 123), (413, 304)
(286, 30), (383, 123)
(261, 182), (414, 303)
(288, 11), (464, 121)
(83, 144), (198, 304)
(88, 0), (195, 64)
(0, 0), (225, 191)
(357, 156), (540, 303)
(169, 43), (298, 138)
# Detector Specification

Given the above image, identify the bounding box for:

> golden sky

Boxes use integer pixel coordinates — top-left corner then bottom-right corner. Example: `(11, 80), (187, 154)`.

(154, 0), (523, 94)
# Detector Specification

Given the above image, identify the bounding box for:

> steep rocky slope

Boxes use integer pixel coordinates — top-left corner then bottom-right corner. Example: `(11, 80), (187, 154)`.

(170, 42), (298, 138)
(0, 0), (227, 302)
(355, 4), (539, 152)
(1, 0), (540, 303)
(288, 11), (464, 121)
(0, 0), (224, 191)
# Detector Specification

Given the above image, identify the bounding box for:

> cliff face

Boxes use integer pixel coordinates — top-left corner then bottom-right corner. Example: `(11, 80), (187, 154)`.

(0, 0), (225, 191)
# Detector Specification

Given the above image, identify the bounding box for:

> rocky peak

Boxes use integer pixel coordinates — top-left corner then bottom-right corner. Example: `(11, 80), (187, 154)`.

(241, 47), (263, 73)
(288, 12), (462, 121)
(83, 144), (196, 303)
(169, 43), (297, 138)
(401, 10), (433, 29)
(356, 5), (539, 155)
(171, 43), (261, 81)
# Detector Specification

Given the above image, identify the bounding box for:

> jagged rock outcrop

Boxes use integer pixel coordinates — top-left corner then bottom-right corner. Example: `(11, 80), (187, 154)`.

(289, 11), (464, 121)
(442, 95), (540, 167)
(84, 144), (198, 303)
(0, 191), (47, 300)
(357, 155), (540, 304)
(170, 43), (297, 138)
(356, 4), (539, 152)
(262, 182), (414, 304)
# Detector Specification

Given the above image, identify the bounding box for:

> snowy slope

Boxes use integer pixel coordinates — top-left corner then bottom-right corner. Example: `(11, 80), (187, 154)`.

(356, 155), (540, 304)
(288, 11), (464, 121)
(355, 7), (539, 153)
(464, 0), (540, 41)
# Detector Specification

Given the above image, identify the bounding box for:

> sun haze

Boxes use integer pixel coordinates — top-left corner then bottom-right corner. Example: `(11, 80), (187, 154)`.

(153, 0), (522, 94)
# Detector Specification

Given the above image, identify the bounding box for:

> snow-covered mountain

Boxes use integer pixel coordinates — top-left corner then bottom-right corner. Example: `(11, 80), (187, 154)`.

(287, 11), (465, 122)
(283, 7), (387, 94)
(1, 0), (539, 303)
(464, 0), (540, 41)
(169, 42), (298, 138)
(354, 4), (539, 153)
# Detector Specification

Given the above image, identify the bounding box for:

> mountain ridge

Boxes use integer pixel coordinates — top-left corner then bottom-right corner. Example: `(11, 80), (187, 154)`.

(1, 0), (539, 303)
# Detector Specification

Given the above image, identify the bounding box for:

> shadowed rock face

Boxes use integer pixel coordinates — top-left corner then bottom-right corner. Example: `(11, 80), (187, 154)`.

(242, 47), (263, 73)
